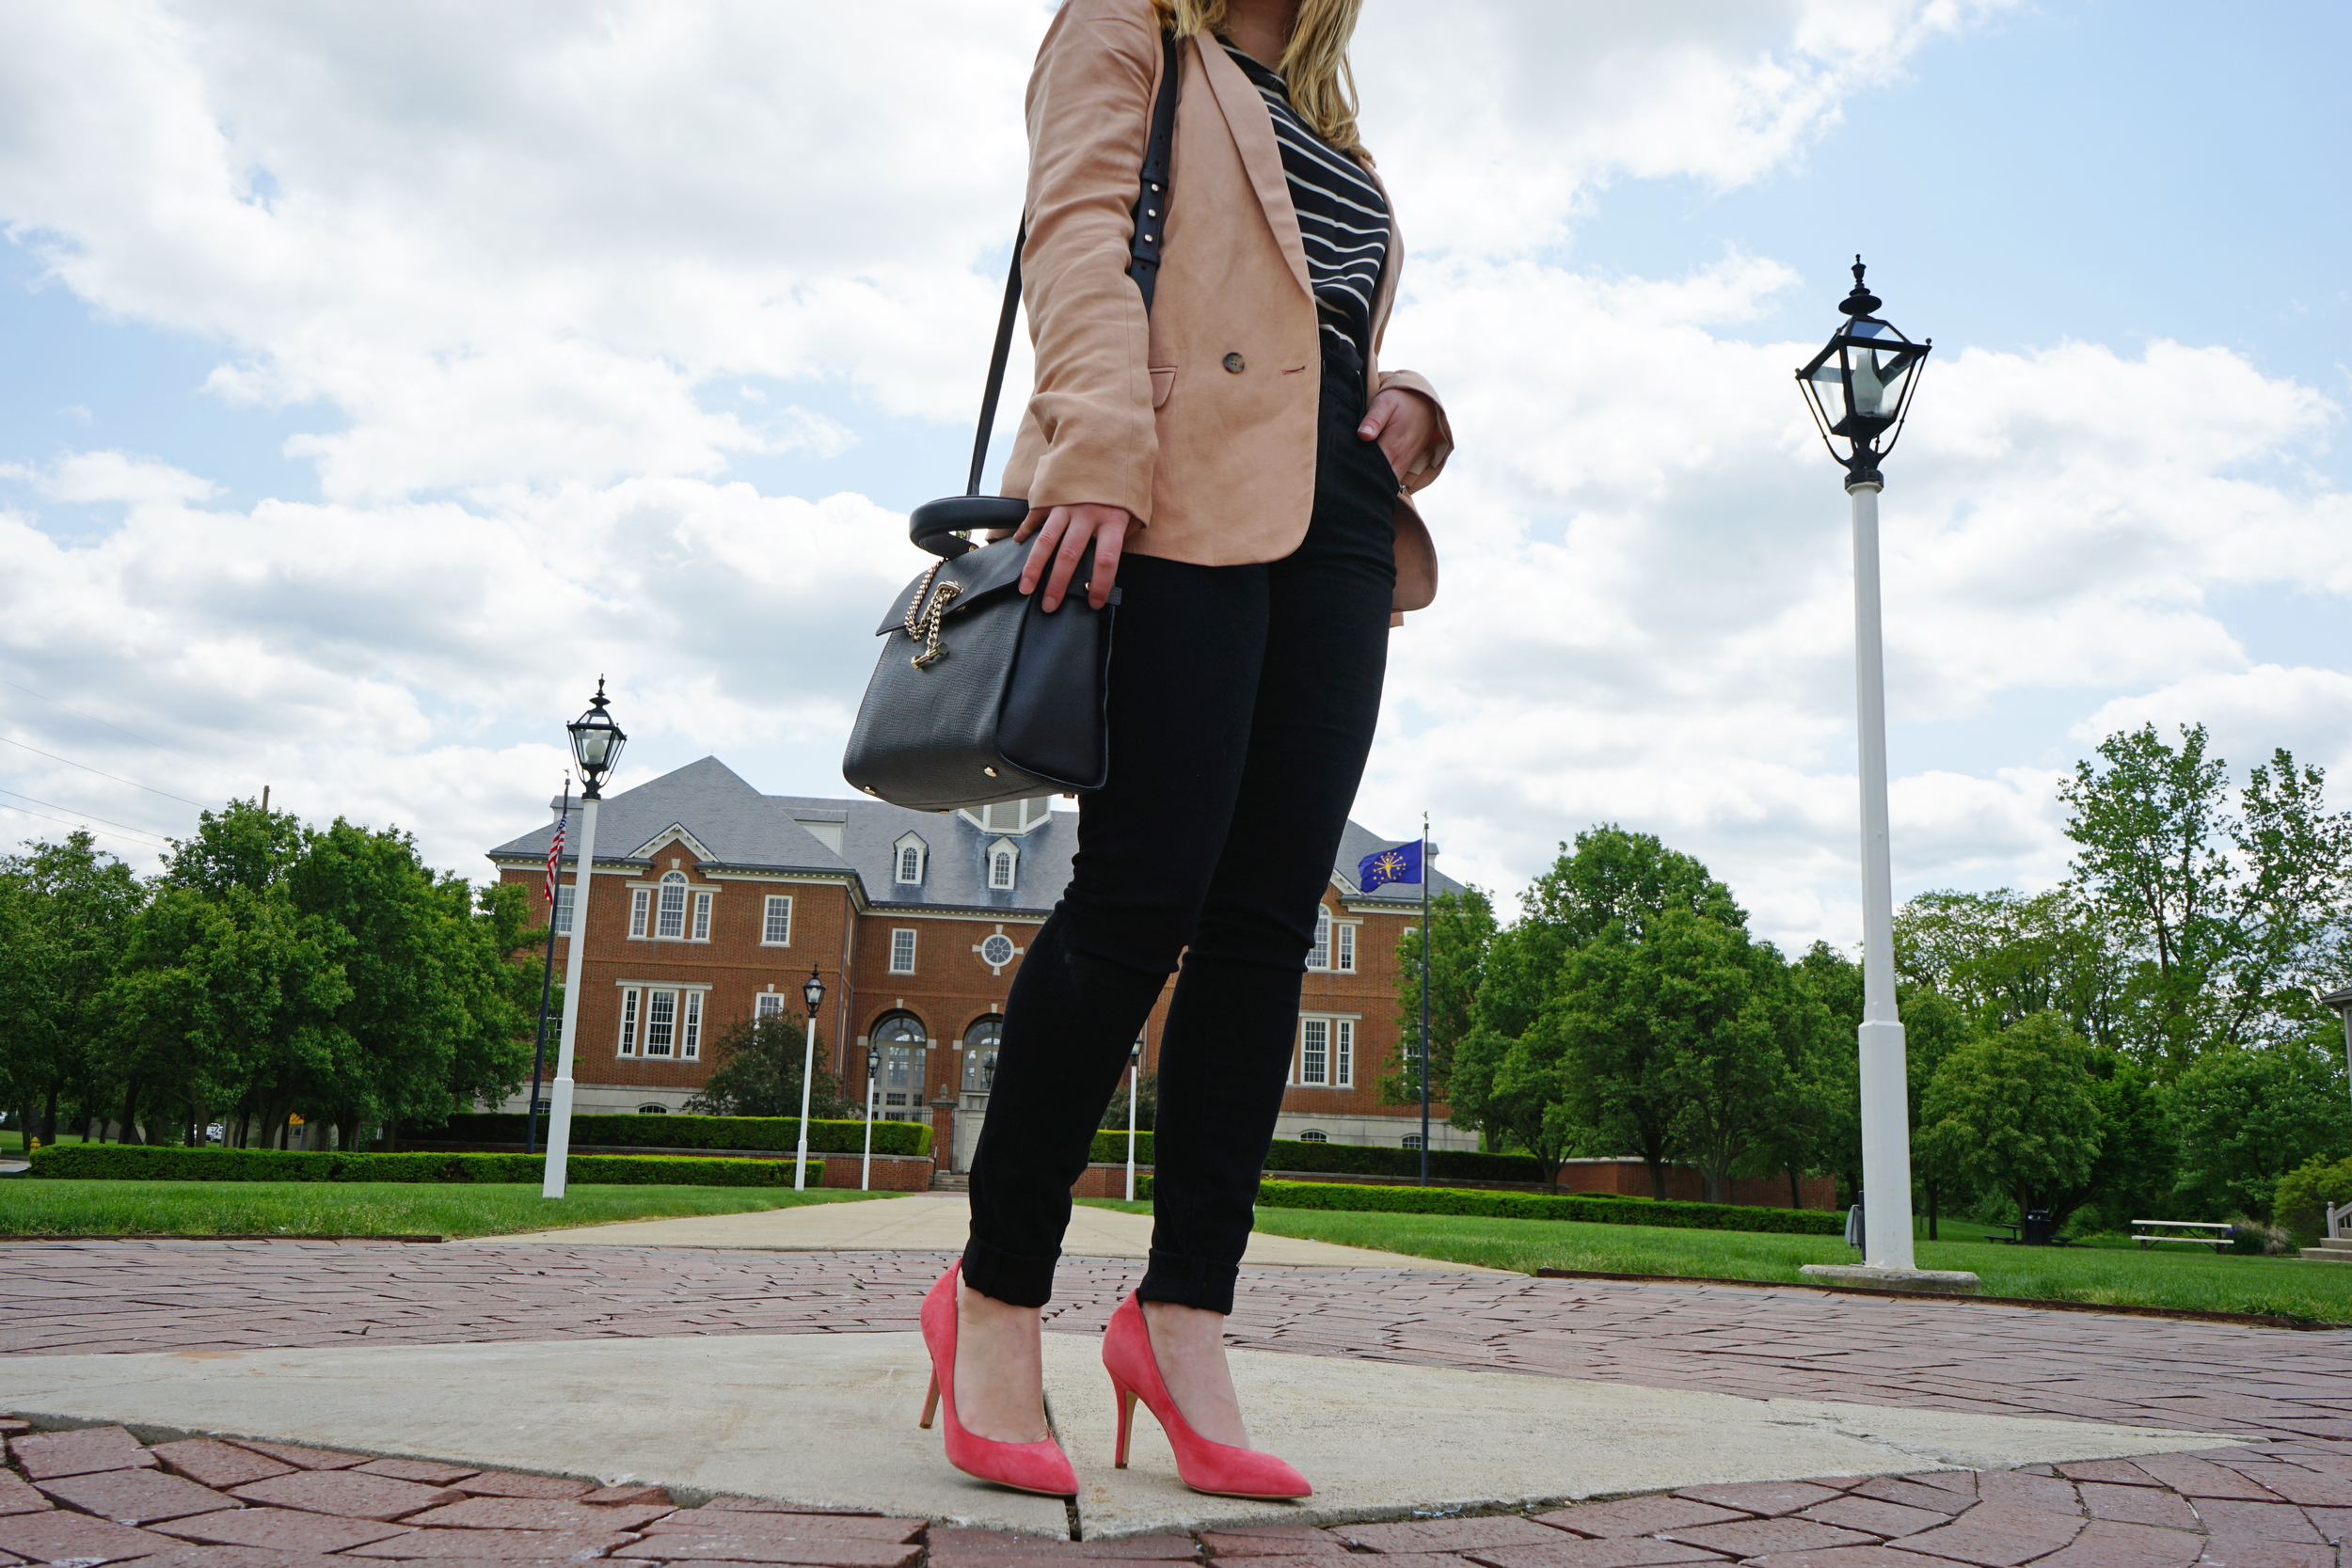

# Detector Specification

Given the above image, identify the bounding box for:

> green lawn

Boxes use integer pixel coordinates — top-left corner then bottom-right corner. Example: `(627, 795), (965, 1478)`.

(0, 1180), (891, 1239)
(1075, 1198), (2352, 1324)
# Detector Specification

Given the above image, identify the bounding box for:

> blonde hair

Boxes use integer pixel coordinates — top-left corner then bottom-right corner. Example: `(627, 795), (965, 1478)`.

(1150, 0), (1369, 161)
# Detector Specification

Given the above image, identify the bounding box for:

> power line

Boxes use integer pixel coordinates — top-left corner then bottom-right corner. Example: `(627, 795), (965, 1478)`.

(0, 677), (202, 767)
(0, 801), (174, 855)
(0, 735), (207, 807)
(0, 788), (181, 850)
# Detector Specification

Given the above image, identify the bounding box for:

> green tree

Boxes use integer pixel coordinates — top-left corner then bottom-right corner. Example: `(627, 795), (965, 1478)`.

(1895, 887), (2122, 1046)
(686, 1014), (851, 1119)
(1383, 885), (1497, 1107)
(1916, 1013), (2105, 1229)
(1899, 988), (1979, 1238)
(1100, 1071), (1158, 1132)
(0, 832), (149, 1144)
(2058, 1049), (2179, 1235)
(1445, 828), (1745, 1180)
(1785, 941), (1864, 1206)
(2274, 1152), (2352, 1243)
(2169, 1035), (2352, 1218)
(1539, 911), (1797, 1204)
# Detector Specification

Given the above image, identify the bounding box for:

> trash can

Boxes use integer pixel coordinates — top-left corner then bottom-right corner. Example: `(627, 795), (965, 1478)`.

(1844, 1201), (1866, 1250)
(2021, 1209), (2053, 1246)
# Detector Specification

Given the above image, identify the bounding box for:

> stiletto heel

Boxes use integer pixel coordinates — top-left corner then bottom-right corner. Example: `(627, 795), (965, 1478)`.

(917, 1263), (1077, 1497)
(1113, 1384), (1136, 1468)
(1099, 1291), (1310, 1500)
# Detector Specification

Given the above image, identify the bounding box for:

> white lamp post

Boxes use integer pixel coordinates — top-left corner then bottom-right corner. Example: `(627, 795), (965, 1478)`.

(1125, 1038), (1141, 1202)
(795, 966), (825, 1191)
(542, 680), (627, 1200)
(862, 1047), (880, 1191)
(1792, 265), (1974, 1291)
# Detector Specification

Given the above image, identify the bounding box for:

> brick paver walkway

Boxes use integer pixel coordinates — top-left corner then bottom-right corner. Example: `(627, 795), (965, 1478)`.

(1, 1418), (2344, 1568)
(4, 1242), (2348, 1563)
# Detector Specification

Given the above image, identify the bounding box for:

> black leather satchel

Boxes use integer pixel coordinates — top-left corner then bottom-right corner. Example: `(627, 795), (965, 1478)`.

(842, 32), (1180, 813)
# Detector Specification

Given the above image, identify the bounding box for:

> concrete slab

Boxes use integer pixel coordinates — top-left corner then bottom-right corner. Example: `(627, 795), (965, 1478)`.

(0, 1334), (1069, 1536)
(469, 1192), (1512, 1274)
(0, 1332), (2239, 1542)
(1056, 1338), (2245, 1538)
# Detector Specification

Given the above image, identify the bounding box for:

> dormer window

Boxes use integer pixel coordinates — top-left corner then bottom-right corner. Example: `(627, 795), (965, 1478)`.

(895, 832), (928, 885)
(959, 797), (1056, 834)
(987, 838), (1018, 891)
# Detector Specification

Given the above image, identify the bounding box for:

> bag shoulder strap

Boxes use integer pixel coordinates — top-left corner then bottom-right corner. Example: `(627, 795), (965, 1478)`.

(964, 30), (1182, 498)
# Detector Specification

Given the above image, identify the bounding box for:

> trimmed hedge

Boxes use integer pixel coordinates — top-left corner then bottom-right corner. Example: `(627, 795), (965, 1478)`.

(1093, 1131), (1598, 1188)
(1251, 1180), (1846, 1235)
(438, 1112), (930, 1158)
(28, 1145), (818, 1187)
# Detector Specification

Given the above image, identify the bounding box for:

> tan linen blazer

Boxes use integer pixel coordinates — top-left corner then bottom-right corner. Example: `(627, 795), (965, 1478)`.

(997, 0), (1453, 613)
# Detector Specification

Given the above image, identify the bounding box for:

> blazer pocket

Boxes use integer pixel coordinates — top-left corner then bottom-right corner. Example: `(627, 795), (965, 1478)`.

(1149, 366), (1177, 409)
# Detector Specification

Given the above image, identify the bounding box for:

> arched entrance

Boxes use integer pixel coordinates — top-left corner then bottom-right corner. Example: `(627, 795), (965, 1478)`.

(870, 1010), (928, 1122)
(952, 1014), (1006, 1173)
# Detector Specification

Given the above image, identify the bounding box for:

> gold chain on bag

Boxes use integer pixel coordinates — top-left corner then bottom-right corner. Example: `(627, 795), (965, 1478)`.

(903, 562), (963, 670)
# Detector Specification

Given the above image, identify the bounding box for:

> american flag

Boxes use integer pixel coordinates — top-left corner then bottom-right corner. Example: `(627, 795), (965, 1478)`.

(544, 800), (569, 907)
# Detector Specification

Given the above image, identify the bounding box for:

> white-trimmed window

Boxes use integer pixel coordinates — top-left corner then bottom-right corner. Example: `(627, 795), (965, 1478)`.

(762, 895), (792, 945)
(1299, 1019), (1328, 1085)
(1334, 1019), (1354, 1087)
(691, 890), (713, 942)
(552, 883), (576, 936)
(656, 872), (688, 939)
(1335, 922), (1356, 973)
(890, 927), (917, 974)
(895, 832), (927, 885)
(680, 991), (703, 1060)
(1298, 1129), (1328, 1143)
(628, 888), (650, 939)
(990, 846), (1016, 889)
(755, 991), (786, 1022)
(1308, 910), (1331, 970)
(617, 988), (641, 1055)
(1402, 1134), (1424, 1150)
(645, 990), (677, 1056)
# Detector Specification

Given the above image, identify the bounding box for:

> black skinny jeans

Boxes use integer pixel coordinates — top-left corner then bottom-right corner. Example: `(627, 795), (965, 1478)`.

(964, 356), (1398, 1314)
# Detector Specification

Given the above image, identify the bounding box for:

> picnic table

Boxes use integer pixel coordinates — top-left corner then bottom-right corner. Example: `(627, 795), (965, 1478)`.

(2132, 1219), (2233, 1250)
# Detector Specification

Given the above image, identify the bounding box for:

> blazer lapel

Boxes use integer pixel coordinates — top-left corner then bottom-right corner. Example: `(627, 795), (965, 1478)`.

(1364, 163), (1403, 366)
(1197, 35), (1313, 300)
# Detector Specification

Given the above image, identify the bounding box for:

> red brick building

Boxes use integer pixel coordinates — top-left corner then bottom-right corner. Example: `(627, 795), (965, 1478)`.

(485, 757), (1473, 1168)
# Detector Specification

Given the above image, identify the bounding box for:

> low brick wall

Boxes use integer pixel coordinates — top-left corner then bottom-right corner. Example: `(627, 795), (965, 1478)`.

(1072, 1162), (1144, 1199)
(817, 1152), (935, 1191)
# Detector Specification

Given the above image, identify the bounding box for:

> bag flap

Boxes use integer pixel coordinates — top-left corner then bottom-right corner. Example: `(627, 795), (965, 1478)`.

(874, 537), (1113, 636)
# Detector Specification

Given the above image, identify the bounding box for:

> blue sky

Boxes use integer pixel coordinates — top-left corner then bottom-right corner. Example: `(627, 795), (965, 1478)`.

(2, 1), (2346, 950)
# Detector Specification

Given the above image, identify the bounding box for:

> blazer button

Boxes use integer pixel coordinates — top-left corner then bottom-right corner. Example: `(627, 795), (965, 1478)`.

(1222, 352), (1246, 373)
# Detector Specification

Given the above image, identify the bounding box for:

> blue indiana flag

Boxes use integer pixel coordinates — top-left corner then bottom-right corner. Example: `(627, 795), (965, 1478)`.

(1358, 840), (1422, 893)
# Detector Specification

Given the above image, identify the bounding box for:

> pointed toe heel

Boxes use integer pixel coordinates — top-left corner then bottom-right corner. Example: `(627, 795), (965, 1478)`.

(919, 1263), (1078, 1498)
(1100, 1291), (1311, 1500)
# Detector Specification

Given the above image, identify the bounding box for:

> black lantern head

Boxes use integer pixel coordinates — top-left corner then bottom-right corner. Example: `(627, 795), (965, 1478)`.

(803, 965), (826, 1013)
(564, 678), (628, 800)
(1797, 258), (1931, 488)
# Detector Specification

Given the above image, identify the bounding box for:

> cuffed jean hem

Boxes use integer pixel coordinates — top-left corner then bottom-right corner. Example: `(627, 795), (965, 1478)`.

(961, 1234), (1059, 1310)
(1136, 1247), (1241, 1316)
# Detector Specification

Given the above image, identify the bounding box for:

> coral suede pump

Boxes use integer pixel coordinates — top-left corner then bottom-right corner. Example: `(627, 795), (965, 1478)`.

(917, 1263), (1078, 1498)
(1101, 1291), (1311, 1500)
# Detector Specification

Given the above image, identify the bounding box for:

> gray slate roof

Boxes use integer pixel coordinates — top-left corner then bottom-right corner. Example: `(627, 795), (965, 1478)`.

(485, 757), (1460, 914)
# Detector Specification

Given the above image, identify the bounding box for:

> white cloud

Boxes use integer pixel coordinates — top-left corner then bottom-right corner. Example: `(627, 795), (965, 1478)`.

(2, 0), (2345, 961)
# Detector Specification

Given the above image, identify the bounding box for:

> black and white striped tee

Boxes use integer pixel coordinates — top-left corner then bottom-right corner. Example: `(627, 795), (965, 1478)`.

(1221, 42), (1389, 379)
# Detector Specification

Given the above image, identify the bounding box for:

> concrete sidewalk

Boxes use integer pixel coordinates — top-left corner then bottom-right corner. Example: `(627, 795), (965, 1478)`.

(0, 1332), (2241, 1538)
(469, 1191), (1515, 1273)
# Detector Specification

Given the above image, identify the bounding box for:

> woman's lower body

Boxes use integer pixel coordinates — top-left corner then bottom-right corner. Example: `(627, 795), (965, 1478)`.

(965, 356), (1399, 1312)
(933, 355), (1396, 1496)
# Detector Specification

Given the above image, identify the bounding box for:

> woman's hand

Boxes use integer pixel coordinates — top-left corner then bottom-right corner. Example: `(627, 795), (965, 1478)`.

(1358, 388), (1438, 483)
(1014, 503), (1135, 612)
